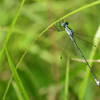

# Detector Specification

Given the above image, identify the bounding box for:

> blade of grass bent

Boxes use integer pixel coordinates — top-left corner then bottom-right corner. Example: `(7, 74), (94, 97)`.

(16, 0), (100, 73)
(48, 0), (100, 27)
(5, 47), (29, 100)
(0, 0), (25, 61)
(78, 25), (100, 100)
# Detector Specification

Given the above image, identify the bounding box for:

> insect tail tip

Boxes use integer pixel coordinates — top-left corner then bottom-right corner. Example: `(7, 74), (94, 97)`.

(95, 78), (100, 87)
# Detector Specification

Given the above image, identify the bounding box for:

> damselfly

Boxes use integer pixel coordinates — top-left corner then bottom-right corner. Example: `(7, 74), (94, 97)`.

(53, 20), (100, 86)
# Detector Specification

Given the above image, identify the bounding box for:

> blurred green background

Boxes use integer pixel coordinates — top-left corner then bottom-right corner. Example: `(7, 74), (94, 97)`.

(0, 0), (100, 100)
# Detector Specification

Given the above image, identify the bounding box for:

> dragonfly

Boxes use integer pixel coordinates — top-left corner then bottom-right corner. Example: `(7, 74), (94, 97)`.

(53, 20), (100, 86)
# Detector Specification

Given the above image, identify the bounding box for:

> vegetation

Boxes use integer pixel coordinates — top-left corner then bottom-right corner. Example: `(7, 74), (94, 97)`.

(0, 0), (100, 100)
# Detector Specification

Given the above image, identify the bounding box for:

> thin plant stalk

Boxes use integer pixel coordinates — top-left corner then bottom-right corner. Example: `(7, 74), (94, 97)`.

(65, 57), (70, 100)
(12, 81), (24, 100)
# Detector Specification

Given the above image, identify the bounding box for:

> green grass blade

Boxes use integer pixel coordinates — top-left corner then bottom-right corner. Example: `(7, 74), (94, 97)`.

(0, 0), (25, 61)
(78, 25), (100, 100)
(12, 80), (24, 100)
(5, 47), (29, 100)
(65, 57), (70, 100)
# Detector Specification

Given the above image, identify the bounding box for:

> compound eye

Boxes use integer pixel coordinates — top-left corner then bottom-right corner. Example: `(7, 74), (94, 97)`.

(65, 22), (69, 25)
(62, 23), (65, 26)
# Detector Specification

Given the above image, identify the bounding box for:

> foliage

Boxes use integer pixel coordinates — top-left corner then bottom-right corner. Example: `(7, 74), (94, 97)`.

(0, 0), (100, 100)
